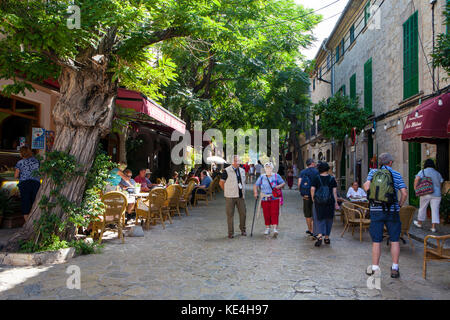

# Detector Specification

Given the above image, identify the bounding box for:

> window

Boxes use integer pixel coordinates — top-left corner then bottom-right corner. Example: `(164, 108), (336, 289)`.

(319, 66), (322, 79)
(364, 1), (371, 27)
(326, 149), (331, 162)
(447, 0), (450, 34)
(0, 94), (39, 150)
(350, 24), (355, 44)
(350, 74), (356, 100)
(327, 54), (331, 70)
(364, 58), (373, 113)
(339, 85), (346, 96)
(403, 11), (419, 100)
(335, 45), (340, 63)
(341, 38), (345, 57)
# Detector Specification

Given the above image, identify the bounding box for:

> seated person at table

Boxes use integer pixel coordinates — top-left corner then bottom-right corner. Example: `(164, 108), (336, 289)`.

(120, 169), (137, 219)
(346, 181), (367, 200)
(134, 168), (157, 192)
(172, 171), (180, 184)
(190, 170), (212, 204)
(184, 171), (200, 184)
(105, 162), (128, 192)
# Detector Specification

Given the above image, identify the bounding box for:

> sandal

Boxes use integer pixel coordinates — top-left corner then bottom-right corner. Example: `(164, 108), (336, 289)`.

(314, 236), (323, 247)
(324, 238), (330, 245)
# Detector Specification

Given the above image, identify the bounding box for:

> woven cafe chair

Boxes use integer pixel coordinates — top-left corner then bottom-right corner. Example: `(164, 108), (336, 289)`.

(91, 191), (128, 244)
(423, 234), (450, 279)
(211, 176), (221, 199)
(384, 205), (416, 250)
(136, 188), (172, 229)
(186, 177), (198, 185)
(194, 182), (215, 206)
(165, 184), (183, 218)
(179, 181), (196, 216)
(341, 202), (371, 242)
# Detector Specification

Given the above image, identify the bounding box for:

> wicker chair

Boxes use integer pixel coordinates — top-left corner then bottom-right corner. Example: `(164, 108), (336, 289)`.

(398, 205), (416, 250)
(211, 177), (221, 199)
(194, 181), (215, 206)
(186, 177), (199, 185)
(91, 191), (128, 244)
(341, 202), (371, 242)
(179, 181), (196, 216)
(423, 234), (450, 279)
(135, 188), (172, 229)
(165, 184), (183, 218)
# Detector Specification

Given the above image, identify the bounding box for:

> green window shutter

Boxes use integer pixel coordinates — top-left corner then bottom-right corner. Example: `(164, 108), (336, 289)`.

(341, 38), (345, 57)
(403, 11), (419, 100)
(350, 25), (355, 43)
(350, 74), (356, 100)
(364, 1), (371, 26)
(364, 58), (372, 114)
(336, 45), (340, 62)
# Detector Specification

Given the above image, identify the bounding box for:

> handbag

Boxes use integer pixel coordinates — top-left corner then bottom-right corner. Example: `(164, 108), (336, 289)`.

(266, 175), (282, 198)
(415, 170), (434, 197)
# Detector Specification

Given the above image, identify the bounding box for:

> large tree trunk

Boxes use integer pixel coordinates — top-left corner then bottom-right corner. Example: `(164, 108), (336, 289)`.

(5, 64), (117, 252)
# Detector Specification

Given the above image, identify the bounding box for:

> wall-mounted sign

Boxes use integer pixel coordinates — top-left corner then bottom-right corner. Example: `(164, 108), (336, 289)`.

(32, 128), (45, 150)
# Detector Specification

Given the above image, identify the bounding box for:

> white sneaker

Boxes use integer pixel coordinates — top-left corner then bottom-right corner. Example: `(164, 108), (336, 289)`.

(264, 228), (270, 235)
(430, 228), (437, 233)
(413, 220), (422, 228)
(273, 229), (278, 238)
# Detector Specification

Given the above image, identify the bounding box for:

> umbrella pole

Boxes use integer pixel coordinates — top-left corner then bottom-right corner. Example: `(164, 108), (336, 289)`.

(251, 194), (259, 237)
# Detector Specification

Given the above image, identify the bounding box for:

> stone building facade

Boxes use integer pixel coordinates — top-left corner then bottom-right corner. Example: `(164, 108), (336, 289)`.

(302, 0), (450, 203)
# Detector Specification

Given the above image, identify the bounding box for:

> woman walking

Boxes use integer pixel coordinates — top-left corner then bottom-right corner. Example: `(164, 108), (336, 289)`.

(287, 166), (294, 190)
(253, 162), (286, 238)
(413, 159), (444, 233)
(310, 162), (339, 247)
(14, 146), (41, 222)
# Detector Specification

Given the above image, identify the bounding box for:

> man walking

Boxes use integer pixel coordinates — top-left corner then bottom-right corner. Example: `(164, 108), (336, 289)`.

(363, 153), (408, 278)
(220, 155), (247, 238)
(298, 158), (319, 237)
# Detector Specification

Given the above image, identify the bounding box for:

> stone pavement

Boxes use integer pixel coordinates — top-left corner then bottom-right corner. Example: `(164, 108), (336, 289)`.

(0, 186), (449, 300)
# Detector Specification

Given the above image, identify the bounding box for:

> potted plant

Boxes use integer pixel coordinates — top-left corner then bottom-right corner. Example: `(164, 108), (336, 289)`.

(440, 191), (450, 224)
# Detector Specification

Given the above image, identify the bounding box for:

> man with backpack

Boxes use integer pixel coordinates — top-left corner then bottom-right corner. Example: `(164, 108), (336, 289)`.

(298, 158), (319, 237)
(363, 153), (408, 279)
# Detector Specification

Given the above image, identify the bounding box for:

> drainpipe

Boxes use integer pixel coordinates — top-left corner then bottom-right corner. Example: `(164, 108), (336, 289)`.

(431, 0), (437, 92)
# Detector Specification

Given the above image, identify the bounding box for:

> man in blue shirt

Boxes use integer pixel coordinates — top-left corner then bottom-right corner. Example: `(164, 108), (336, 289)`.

(363, 153), (408, 279)
(191, 170), (212, 205)
(298, 158), (319, 237)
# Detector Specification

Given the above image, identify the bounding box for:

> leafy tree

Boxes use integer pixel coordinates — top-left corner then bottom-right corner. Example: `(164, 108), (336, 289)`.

(313, 93), (370, 183)
(0, 0), (266, 250)
(432, 2), (450, 77)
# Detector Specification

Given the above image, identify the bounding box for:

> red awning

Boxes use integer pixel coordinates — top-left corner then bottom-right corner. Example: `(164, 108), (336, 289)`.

(41, 79), (186, 134)
(401, 93), (450, 143)
(116, 88), (186, 134)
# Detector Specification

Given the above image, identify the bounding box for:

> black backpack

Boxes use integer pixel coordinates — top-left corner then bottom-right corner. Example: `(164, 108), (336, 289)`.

(300, 172), (313, 196)
(314, 176), (332, 205)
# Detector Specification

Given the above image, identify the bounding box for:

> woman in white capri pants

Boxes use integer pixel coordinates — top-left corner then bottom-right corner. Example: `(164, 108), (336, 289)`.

(413, 159), (444, 233)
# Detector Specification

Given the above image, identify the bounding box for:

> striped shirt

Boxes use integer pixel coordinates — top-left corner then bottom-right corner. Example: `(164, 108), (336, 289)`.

(366, 165), (407, 213)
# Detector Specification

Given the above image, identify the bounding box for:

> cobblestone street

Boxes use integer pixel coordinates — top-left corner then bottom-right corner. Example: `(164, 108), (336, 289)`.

(0, 187), (449, 300)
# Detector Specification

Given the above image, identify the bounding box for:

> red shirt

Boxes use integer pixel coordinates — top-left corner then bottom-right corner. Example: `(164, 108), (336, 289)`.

(134, 175), (149, 190)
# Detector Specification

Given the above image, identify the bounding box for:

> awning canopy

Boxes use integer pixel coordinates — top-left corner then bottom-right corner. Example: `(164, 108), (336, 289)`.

(401, 93), (450, 143)
(116, 88), (185, 134)
(41, 79), (186, 134)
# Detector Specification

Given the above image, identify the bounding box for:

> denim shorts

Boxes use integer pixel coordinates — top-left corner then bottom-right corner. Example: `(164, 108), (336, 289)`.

(369, 211), (402, 243)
